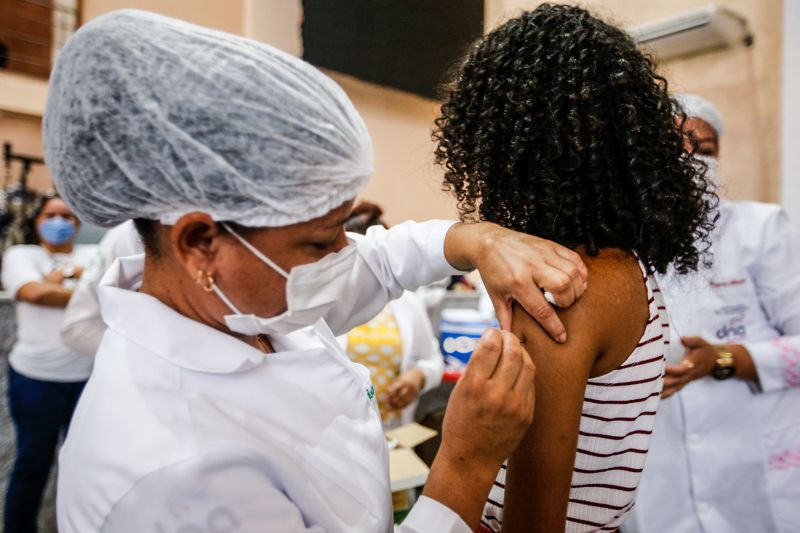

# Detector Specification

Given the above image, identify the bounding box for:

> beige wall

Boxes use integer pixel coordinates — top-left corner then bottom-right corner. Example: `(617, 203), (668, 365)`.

(245, 0), (302, 56)
(486, 0), (783, 203)
(328, 73), (459, 225)
(0, 73), (48, 117)
(81, 0), (245, 34)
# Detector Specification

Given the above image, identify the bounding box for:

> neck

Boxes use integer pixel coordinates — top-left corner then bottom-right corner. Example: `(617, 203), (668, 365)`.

(42, 241), (74, 254)
(139, 255), (273, 353)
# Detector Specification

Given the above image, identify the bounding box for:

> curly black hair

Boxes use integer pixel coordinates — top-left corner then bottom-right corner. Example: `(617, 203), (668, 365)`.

(433, 4), (716, 274)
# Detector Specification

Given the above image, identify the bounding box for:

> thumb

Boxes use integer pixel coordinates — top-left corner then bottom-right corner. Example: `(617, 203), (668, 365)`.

(681, 336), (707, 349)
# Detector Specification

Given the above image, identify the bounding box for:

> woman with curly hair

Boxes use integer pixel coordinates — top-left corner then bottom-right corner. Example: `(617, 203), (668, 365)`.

(434, 4), (716, 532)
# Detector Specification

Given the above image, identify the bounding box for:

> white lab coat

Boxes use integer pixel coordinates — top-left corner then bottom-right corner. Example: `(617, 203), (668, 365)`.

(338, 291), (444, 426)
(60, 220), (143, 356)
(57, 220), (471, 533)
(625, 201), (800, 533)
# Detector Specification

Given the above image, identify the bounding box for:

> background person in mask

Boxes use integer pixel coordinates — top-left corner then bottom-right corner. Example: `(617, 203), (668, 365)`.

(0, 192), (96, 532)
(45, 11), (588, 533)
(625, 94), (800, 533)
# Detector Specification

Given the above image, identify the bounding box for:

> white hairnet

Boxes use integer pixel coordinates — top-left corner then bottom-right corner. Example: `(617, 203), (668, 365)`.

(674, 93), (724, 137)
(44, 9), (373, 228)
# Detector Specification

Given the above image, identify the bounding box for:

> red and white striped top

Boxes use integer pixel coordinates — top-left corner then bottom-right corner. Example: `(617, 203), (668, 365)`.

(480, 261), (668, 533)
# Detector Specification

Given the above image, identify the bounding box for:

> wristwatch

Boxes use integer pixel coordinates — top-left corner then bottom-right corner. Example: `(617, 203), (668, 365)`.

(712, 345), (736, 380)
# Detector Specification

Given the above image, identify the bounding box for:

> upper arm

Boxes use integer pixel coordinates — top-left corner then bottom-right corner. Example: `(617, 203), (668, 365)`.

(2, 247), (41, 298)
(502, 303), (601, 533)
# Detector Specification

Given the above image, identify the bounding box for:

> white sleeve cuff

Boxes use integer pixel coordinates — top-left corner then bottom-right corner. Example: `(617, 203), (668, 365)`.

(424, 220), (468, 278)
(745, 338), (800, 393)
(397, 495), (471, 533)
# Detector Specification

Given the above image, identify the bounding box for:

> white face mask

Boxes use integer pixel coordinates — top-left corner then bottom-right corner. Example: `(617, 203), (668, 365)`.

(212, 223), (358, 336)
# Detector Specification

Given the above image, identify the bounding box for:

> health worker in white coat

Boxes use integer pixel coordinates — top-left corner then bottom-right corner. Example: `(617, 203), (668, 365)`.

(625, 95), (800, 533)
(43, 11), (589, 533)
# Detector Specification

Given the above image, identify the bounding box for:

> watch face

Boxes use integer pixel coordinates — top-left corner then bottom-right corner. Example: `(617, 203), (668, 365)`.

(712, 365), (736, 380)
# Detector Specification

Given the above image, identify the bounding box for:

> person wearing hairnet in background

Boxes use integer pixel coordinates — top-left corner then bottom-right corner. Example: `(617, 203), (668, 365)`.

(45, 11), (589, 533)
(624, 94), (800, 533)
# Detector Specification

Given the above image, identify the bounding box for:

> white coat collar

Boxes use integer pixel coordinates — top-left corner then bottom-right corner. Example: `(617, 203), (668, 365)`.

(98, 254), (269, 374)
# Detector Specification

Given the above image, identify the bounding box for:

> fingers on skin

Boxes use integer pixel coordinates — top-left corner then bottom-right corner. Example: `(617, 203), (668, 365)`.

(512, 345), (536, 392)
(492, 331), (525, 387)
(552, 245), (588, 282)
(664, 363), (693, 378)
(516, 289), (567, 343)
(492, 297), (513, 332)
(545, 254), (585, 303)
(467, 328), (504, 379)
(538, 268), (575, 308)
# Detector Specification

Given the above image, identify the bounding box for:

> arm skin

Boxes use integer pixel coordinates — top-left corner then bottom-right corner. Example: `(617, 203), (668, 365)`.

(444, 222), (588, 341)
(727, 344), (758, 380)
(16, 281), (73, 308)
(662, 339), (757, 398)
(502, 252), (649, 532)
(423, 329), (537, 530)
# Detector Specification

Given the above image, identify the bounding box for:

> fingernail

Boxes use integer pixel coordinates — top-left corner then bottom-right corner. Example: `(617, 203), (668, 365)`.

(557, 332), (567, 343)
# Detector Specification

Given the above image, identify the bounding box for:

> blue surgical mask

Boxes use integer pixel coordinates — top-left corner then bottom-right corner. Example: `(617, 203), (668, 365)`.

(39, 217), (76, 245)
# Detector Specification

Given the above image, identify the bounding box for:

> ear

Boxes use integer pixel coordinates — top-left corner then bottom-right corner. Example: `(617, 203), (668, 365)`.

(169, 212), (223, 279)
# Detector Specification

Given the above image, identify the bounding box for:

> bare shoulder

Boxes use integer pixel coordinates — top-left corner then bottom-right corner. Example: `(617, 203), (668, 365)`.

(512, 249), (649, 376)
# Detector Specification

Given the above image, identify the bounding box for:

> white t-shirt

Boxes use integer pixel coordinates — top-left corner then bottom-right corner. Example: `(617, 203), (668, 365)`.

(2, 244), (98, 382)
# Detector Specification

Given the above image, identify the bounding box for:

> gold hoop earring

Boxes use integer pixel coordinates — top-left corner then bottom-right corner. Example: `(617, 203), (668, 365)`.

(195, 269), (215, 292)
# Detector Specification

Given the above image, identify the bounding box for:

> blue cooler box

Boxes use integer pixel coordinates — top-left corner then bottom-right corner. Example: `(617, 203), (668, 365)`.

(439, 308), (498, 370)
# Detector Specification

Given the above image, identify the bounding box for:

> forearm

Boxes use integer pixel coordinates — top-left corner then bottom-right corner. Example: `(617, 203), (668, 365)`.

(36, 287), (73, 307)
(423, 449), (501, 531)
(443, 222), (490, 271)
(17, 282), (73, 308)
(725, 344), (758, 381)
